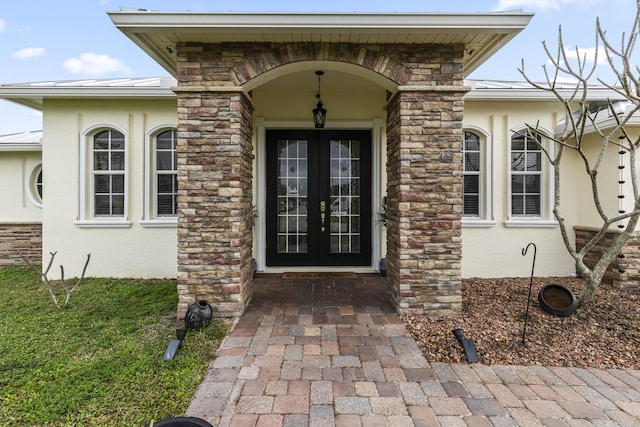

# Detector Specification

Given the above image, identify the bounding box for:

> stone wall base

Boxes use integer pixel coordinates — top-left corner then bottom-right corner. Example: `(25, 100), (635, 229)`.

(0, 223), (42, 266)
(574, 226), (640, 289)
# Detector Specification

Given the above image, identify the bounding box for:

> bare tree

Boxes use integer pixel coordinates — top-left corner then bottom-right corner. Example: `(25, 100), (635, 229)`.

(519, 2), (640, 305)
(23, 251), (91, 308)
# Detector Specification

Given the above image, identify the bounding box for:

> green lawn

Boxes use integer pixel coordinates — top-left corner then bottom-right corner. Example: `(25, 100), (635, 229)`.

(0, 266), (227, 426)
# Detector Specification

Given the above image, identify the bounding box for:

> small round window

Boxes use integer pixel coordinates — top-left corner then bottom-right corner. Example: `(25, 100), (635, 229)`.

(26, 162), (43, 208)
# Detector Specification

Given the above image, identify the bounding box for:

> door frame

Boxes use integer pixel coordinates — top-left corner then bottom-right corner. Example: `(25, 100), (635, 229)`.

(255, 118), (383, 272)
(265, 129), (372, 267)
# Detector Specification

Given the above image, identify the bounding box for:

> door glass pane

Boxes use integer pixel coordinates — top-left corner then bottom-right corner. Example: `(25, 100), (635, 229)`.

(329, 139), (361, 254)
(276, 139), (308, 254)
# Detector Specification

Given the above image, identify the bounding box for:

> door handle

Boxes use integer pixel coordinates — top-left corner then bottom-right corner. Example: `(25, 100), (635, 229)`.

(320, 201), (326, 232)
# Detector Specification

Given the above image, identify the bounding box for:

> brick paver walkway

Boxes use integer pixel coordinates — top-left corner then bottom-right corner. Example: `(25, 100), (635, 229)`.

(185, 274), (640, 426)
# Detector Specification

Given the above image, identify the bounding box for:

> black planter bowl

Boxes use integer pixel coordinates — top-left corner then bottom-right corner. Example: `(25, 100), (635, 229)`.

(538, 283), (578, 317)
(152, 417), (212, 427)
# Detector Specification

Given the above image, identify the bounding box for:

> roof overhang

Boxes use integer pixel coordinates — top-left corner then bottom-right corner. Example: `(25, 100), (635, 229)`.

(0, 143), (42, 152)
(0, 77), (177, 110)
(108, 10), (534, 78)
(464, 80), (628, 101)
(0, 131), (42, 151)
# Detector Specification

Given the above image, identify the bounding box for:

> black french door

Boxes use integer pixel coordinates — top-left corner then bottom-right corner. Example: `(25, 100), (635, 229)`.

(266, 130), (372, 266)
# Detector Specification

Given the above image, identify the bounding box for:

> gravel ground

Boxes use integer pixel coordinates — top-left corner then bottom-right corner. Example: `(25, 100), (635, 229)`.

(403, 277), (640, 370)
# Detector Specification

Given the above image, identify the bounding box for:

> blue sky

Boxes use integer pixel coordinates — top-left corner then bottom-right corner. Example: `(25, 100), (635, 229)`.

(0, 0), (635, 135)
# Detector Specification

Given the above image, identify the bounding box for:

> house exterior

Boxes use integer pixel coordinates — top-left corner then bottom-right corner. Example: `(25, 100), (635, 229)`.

(0, 10), (637, 318)
(0, 131), (42, 265)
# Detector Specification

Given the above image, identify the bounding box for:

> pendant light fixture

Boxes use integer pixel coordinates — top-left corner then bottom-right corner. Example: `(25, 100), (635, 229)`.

(312, 71), (327, 128)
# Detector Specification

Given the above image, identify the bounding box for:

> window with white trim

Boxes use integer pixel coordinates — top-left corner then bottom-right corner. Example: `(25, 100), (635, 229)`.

(75, 126), (130, 228)
(155, 129), (177, 217)
(93, 130), (125, 217)
(26, 162), (43, 208)
(505, 128), (556, 227)
(510, 131), (542, 217)
(141, 127), (178, 226)
(461, 128), (494, 226)
(463, 131), (481, 217)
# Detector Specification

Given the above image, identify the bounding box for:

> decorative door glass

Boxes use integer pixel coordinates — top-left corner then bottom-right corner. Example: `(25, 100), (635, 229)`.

(266, 129), (371, 267)
(329, 139), (361, 254)
(276, 140), (308, 253)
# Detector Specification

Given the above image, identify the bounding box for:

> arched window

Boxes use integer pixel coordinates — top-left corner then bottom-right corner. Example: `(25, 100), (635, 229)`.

(93, 129), (125, 217)
(510, 131), (542, 216)
(155, 129), (177, 217)
(463, 131), (481, 217)
(141, 126), (178, 226)
(506, 128), (556, 227)
(462, 128), (494, 227)
(75, 126), (130, 228)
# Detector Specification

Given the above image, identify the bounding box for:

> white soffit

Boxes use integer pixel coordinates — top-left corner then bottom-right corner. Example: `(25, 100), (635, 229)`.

(108, 10), (534, 78)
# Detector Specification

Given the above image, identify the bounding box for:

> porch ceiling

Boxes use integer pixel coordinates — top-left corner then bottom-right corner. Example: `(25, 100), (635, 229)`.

(108, 10), (534, 79)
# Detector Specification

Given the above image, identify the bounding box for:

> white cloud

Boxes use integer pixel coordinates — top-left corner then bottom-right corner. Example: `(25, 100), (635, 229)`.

(0, 18), (6, 32)
(495, 0), (600, 11)
(496, 0), (560, 10)
(63, 52), (132, 76)
(562, 45), (608, 66)
(12, 47), (45, 59)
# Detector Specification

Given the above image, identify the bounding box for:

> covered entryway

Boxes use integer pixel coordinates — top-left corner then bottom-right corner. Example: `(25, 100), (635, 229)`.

(109, 9), (533, 319)
(266, 129), (371, 267)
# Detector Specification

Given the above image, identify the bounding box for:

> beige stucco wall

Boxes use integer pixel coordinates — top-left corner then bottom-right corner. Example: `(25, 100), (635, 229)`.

(41, 99), (177, 279)
(461, 100), (577, 278)
(252, 88), (387, 121)
(34, 86), (628, 280)
(0, 151), (42, 222)
(577, 129), (639, 228)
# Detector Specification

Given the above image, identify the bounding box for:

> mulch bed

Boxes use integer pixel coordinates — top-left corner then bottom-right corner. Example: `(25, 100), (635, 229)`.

(402, 277), (640, 370)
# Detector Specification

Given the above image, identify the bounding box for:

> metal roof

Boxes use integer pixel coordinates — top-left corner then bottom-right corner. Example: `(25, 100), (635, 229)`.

(107, 10), (534, 78)
(0, 78), (633, 138)
(0, 78), (627, 111)
(0, 130), (42, 151)
(464, 79), (626, 101)
(0, 77), (177, 110)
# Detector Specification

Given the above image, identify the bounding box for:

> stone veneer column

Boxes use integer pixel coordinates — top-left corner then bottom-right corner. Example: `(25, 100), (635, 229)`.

(175, 87), (255, 319)
(385, 88), (465, 316)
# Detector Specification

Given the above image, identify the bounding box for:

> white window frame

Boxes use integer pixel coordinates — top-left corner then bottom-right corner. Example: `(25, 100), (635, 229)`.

(25, 161), (43, 208)
(505, 127), (557, 228)
(462, 126), (495, 228)
(75, 125), (131, 228)
(141, 125), (178, 227)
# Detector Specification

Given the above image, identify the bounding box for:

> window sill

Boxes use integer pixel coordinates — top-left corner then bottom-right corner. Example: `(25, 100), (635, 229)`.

(74, 219), (132, 229)
(140, 218), (178, 228)
(462, 219), (496, 228)
(504, 219), (558, 228)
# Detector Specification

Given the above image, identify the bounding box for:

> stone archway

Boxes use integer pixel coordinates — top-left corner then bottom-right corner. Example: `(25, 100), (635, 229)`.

(174, 41), (465, 318)
(231, 43), (411, 91)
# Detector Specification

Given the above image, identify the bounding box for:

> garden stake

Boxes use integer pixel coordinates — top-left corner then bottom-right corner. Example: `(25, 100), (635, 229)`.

(521, 242), (537, 346)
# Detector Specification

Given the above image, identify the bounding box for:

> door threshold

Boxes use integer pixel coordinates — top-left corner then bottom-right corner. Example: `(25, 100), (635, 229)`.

(282, 272), (357, 279)
(262, 266), (376, 274)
